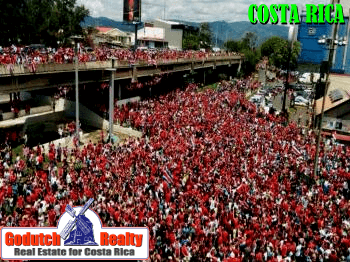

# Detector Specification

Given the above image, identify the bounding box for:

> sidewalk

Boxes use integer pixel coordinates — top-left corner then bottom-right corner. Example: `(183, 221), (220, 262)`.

(0, 109), (55, 128)
(0, 98), (64, 128)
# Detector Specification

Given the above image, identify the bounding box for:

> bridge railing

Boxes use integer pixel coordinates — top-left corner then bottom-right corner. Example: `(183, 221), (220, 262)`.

(0, 55), (242, 76)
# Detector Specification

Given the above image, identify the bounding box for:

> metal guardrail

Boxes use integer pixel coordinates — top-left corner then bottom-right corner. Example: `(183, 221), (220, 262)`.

(0, 55), (242, 76)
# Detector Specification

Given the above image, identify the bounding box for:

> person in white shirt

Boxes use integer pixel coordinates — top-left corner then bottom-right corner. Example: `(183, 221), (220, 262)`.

(58, 127), (63, 138)
(54, 204), (61, 216)
(66, 173), (71, 185)
(51, 175), (58, 186)
(295, 243), (303, 258)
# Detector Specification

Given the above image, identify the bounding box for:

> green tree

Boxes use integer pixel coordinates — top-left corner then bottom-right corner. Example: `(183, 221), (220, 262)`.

(0, 0), (27, 45)
(241, 48), (261, 75)
(0, 0), (89, 47)
(242, 31), (258, 50)
(260, 36), (301, 70)
(83, 26), (99, 48)
(199, 23), (213, 49)
(223, 40), (241, 52)
(183, 34), (200, 50)
(224, 33), (261, 76)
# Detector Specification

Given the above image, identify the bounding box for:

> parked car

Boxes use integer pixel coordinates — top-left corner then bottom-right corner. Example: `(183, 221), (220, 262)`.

(295, 96), (309, 106)
(22, 44), (46, 54)
(137, 46), (148, 51)
(250, 95), (265, 108)
(258, 89), (267, 96)
(304, 89), (313, 97)
(294, 91), (308, 99)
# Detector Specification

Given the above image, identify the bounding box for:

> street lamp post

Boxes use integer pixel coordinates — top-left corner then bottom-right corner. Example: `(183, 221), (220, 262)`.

(281, 42), (292, 114)
(70, 36), (83, 142)
(106, 58), (116, 143)
(282, 25), (297, 115)
(133, 22), (140, 50)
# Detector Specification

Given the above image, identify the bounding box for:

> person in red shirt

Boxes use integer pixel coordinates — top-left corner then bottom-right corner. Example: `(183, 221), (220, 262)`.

(329, 250), (338, 262)
(48, 208), (56, 226)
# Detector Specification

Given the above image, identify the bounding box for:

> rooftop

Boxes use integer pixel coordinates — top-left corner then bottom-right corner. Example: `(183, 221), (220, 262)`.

(155, 19), (181, 25)
(137, 27), (165, 41)
(106, 28), (129, 37)
(95, 27), (113, 33)
(315, 74), (350, 115)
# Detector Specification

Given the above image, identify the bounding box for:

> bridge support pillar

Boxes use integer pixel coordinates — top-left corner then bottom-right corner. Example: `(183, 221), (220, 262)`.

(237, 60), (242, 73)
(107, 68), (116, 143)
(203, 70), (206, 86)
(132, 65), (137, 82)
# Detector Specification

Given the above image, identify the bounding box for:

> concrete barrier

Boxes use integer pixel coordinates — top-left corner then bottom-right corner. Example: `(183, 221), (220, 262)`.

(64, 100), (141, 138)
(1, 105), (52, 121)
(30, 105), (52, 114)
(64, 100), (105, 129)
(2, 112), (14, 121)
(116, 96), (141, 107)
(0, 56), (242, 76)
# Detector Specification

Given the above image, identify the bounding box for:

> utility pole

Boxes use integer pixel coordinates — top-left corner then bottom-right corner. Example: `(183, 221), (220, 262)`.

(282, 26), (297, 114)
(134, 22), (138, 50)
(313, 0), (339, 178)
(70, 36), (83, 143)
(281, 45), (291, 114)
(75, 44), (79, 140)
(164, 0), (166, 19)
(107, 59), (116, 143)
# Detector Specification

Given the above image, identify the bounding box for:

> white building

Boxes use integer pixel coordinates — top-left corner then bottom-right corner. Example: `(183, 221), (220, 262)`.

(137, 26), (168, 49)
(93, 27), (132, 47)
(151, 19), (184, 50)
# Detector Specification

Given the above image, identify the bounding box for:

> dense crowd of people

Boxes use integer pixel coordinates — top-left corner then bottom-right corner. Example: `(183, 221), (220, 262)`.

(1, 80), (350, 261)
(0, 45), (241, 73)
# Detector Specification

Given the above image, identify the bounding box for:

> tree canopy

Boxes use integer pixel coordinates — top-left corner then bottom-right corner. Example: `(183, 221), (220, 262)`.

(260, 36), (301, 70)
(199, 23), (213, 49)
(182, 22), (213, 50)
(182, 34), (200, 50)
(224, 31), (260, 76)
(224, 32), (302, 76)
(223, 40), (241, 52)
(241, 31), (258, 50)
(0, 0), (89, 47)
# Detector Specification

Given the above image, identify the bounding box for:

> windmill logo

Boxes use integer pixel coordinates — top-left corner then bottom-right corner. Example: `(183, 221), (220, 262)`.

(59, 198), (98, 246)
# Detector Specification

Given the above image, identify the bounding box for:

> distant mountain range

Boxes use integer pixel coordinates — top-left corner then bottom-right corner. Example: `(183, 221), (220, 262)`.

(82, 16), (289, 47)
(82, 16), (141, 32)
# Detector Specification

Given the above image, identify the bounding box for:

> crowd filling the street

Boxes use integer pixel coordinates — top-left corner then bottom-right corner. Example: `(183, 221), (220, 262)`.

(0, 79), (349, 262)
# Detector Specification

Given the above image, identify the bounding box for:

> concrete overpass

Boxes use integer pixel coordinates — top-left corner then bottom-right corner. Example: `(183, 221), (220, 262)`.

(0, 55), (243, 93)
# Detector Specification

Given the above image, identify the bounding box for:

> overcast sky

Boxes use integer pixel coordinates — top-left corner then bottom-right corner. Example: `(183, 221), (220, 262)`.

(77, 0), (333, 23)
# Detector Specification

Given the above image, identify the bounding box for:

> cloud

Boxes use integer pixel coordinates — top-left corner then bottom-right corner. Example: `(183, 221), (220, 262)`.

(77, 0), (105, 17)
(77, 0), (331, 23)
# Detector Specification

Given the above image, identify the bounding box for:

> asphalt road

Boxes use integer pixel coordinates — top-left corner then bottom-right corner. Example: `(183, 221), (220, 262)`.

(271, 92), (313, 128)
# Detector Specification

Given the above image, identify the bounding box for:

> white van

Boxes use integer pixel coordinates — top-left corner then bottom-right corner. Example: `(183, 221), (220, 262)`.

(250, 95), (265, 108)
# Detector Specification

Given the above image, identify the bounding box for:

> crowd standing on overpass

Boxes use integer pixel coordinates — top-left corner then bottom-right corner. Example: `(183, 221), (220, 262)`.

(0, 45), (241, 73)
(0, 79), (350, 261)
